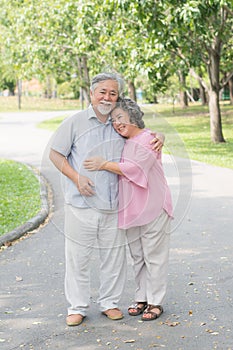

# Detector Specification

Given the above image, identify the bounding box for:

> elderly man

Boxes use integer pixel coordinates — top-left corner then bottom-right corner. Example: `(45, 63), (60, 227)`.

(49, 72), (163, 326)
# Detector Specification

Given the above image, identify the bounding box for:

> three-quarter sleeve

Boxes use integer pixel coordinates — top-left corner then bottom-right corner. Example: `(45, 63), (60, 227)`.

(118, 139), (159, 188)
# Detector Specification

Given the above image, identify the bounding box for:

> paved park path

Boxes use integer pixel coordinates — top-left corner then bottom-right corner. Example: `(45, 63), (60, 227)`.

(0, 111), (233, 350)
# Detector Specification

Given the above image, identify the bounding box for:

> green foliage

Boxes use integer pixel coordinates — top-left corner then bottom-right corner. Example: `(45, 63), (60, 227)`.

(1, 0), (232, 94)
(0, 77), (16, 95)
(1, 0), (232, 84)
(0, 0), (232, 141)
(0, 160), (41, 235)
(57, 81), (74, 99)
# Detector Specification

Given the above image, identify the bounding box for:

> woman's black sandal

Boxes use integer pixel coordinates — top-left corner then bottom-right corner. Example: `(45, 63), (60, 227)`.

(128, 302), (148, 316)
(141, 304), (163, 321)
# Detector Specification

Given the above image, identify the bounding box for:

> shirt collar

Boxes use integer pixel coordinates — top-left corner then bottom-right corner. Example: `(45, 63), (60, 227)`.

(87, 104), (111, 125)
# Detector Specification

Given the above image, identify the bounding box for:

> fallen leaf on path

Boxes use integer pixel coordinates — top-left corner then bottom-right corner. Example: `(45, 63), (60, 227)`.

(4, 310), (13, 314)
(123, 339), (135, 343)
(164, 320), (180, 327)
(16, 276), (23, 282)
(149, 344), (165, 348)
(4, 241), (12, 247)
(205, 329), (219, 335)
(21, 307), (31, 311)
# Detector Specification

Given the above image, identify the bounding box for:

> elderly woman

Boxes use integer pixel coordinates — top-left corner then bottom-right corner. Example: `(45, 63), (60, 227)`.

(84, 98), (173, 321)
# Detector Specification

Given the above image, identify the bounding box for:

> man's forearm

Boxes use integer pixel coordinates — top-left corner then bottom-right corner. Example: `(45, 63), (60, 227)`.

(49, 149), (79, 184)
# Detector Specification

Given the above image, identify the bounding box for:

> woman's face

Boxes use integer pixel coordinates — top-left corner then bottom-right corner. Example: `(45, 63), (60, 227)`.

(111, 108), (139, 138)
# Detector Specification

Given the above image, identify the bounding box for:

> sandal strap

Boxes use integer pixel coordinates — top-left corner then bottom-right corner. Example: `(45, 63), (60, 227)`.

(145, 304), (163, 314)
(128, 302), (147, 311)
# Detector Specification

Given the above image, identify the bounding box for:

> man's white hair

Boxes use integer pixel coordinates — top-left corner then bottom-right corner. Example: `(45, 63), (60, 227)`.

(90, 72), (125, 98)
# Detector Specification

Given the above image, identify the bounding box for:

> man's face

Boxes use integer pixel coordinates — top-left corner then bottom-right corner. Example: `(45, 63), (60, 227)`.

(90, 80), (119, 117)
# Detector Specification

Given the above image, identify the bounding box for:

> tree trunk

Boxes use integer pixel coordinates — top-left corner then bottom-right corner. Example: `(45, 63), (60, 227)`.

(229, 76), (233, 105)
(17, 79), (22, 110)
(179, 89), (188, 108)
(207, 39), (225, 143)
(178, 71), (188, 108)
(82, 56), (90, 106)
(45, 75), (53, 98)
(128, 80), (137, 101)
(82, 88), (90, 106)
(199, 81), (208, 105)
(52, 81), (57, 98)
(77, 56), (90, 106)
(208, 89), (225, 142)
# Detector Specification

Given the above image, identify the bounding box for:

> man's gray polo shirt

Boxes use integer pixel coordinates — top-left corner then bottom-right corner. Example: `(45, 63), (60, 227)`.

(51, 105), (125, 210)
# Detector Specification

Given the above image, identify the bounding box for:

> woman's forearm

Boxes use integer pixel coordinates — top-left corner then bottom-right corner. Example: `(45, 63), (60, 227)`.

(101, 161), (123, 175)
(83, 157), (123, 175)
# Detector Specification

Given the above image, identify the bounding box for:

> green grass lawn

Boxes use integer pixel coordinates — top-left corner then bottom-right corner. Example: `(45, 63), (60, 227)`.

(143, 102), (233, 169)
(0, 96), (81, 112)
(38, 115), (67, 131)
(0, 160), (41, 236)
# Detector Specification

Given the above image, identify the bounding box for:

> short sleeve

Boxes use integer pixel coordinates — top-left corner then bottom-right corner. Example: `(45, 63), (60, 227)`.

(50, 116), (75, 157)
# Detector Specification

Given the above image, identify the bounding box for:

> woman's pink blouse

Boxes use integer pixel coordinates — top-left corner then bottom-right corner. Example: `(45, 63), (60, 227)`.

(118, 129), (173, 229)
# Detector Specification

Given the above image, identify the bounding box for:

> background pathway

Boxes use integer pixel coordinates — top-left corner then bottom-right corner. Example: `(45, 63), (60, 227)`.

(0, 111), (233, 350)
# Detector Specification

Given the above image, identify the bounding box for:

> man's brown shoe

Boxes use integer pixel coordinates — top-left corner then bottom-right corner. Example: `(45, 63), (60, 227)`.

(66, 314), (85, 326)
(102, 308), (124, 320)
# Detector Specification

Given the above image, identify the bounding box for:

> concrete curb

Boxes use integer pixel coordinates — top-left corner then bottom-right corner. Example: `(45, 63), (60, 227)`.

(0, 165), (51, 247)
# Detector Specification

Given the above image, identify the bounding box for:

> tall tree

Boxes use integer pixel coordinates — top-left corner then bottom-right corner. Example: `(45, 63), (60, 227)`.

(169, 1), (233, 142)
(123, 0), (233, 142)
(229, 76), (233, 104)
(178, 70), (188, 108)
(0, 0), (114, 105)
